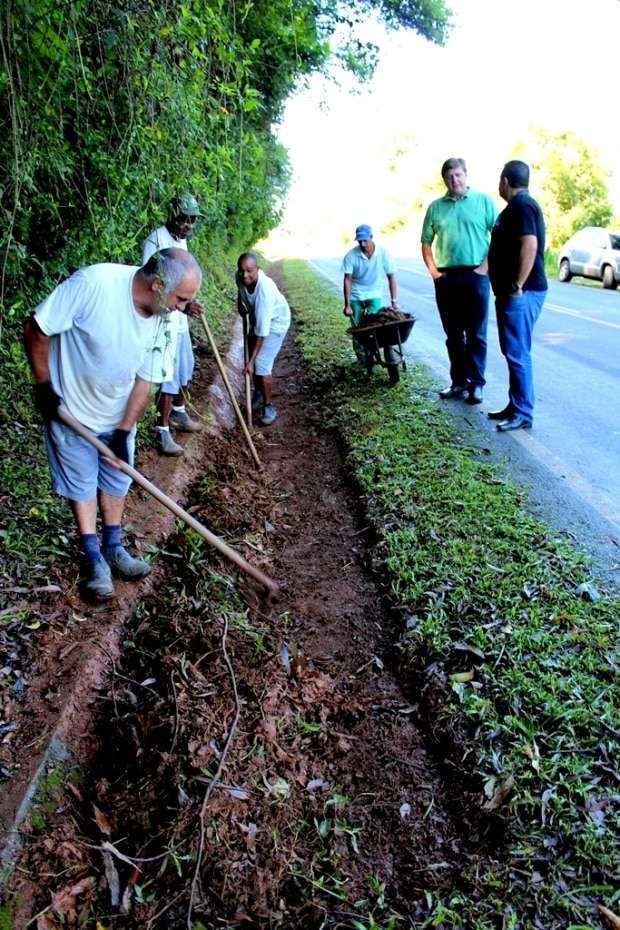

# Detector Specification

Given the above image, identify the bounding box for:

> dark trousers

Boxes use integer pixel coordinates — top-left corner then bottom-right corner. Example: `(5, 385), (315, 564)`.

(434, 268), (490, 387)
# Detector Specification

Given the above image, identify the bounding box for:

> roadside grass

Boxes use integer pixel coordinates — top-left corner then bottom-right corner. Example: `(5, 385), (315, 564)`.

(280, 258), (620, 930)
(544, 249), (559, 278)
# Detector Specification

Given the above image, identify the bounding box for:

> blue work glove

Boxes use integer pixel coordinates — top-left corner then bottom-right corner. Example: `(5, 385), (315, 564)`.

(34, 381), (61, 421)
(108, 429), (130, 464)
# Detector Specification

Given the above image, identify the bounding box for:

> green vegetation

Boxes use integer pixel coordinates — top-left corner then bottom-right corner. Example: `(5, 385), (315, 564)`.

(514, 128), (614, 250)
(0, 0), (450, 584)
(27, 766), (67, 834)
(0, 901), (17, 930)
(281, 259), (620, 930)
(0, 0), (450, 327)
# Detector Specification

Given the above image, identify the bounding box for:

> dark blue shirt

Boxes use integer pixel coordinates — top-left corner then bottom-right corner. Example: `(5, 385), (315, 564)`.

(488, 191), (547, 295)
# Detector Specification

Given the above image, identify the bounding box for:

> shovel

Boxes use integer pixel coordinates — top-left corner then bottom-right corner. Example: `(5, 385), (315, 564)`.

(57, 407), (278, 594)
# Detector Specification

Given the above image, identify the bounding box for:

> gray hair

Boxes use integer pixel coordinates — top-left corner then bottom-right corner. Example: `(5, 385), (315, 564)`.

(441, 157), (467, 177)
(141, 247), (202, 291)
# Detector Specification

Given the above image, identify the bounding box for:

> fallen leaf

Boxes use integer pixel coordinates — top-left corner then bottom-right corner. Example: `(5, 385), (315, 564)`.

(93, 805), (112, 836)
(453, 640), (486, 659)
(102, 849), (120, 907)
(51, 876), (96, 922)
(540, 787), (554, 825)
(239, 821), (257, 858)
(278, 641), (291, 673)
(483, 773), (515, 811)
(523, 740), (540, 772)
(306, 778), (327, 791)
(576, 581), (601, 601)
(450, 670), (474, 682)
(268, 777), (290, 800)
(399, 802), (411, 820)
(223, 785), (249, 800)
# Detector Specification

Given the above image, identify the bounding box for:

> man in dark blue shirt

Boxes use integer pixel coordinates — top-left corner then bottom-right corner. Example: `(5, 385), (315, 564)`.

(487, 160), (547, 430)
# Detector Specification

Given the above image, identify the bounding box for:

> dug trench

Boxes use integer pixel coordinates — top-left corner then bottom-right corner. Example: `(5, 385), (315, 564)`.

(6, 320), (501, 928)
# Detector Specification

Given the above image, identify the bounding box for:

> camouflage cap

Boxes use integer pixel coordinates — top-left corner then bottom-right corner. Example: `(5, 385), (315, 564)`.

(175, 192), (203, 217)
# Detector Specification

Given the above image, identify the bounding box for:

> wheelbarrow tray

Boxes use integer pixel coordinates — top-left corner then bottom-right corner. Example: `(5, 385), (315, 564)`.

(347, 314), (416, 349)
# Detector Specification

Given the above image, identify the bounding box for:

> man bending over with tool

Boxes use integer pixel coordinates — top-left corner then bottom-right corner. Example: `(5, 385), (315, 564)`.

(236, 252), (291, 426)
(23, 248), (203, 600)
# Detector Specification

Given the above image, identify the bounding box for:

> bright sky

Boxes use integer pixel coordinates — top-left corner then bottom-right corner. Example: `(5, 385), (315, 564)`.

(272, 0), (620, 253)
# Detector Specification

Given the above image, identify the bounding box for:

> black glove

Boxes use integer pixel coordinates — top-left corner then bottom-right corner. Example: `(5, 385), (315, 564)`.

(108, 428), (131, 464)
(34, 381), (61, 421)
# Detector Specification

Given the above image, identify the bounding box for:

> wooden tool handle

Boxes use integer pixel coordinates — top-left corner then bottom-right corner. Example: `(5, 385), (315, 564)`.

(200, 312), (261, 469)
(57, 407), (278, 593)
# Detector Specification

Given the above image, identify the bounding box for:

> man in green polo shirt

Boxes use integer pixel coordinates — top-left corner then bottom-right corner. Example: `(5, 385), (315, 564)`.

(421, 158), (497, 404)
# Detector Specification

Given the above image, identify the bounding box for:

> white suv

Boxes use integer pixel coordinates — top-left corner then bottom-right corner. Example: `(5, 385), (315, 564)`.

(558, 226), (620, 289)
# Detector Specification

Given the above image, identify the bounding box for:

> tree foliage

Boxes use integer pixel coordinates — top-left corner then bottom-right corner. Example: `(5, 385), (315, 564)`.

(0, 0), (450, 338)
(514, 128), (613, 249)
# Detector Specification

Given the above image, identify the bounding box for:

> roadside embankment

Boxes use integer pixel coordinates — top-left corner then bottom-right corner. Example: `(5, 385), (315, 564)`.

(4, 287), (468, 929)
(279, 259), (620, 930)
(0, 260), (237, 881)
(2, 258), (618, 930)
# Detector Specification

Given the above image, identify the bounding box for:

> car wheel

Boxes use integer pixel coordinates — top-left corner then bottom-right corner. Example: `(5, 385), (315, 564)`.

(602, 265), (617, 289)
(558, 259), (572, 283)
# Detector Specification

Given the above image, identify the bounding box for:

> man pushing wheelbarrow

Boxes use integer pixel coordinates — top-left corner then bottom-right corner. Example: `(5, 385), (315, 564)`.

(342, 224), (412, 384)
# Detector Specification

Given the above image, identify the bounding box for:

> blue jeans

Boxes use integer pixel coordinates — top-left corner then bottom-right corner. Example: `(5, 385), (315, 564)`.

(495, 290), (546, 420)
(434, 268), (490, 387)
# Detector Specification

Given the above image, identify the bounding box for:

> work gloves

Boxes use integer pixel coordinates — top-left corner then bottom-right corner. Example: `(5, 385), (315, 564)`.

(108, 428), (131, 464)
(34, 381), (61, 421)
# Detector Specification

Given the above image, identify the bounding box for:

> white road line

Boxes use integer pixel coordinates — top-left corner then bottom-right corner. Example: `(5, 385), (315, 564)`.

(395, 267), (620, 331)
(509, 429), (620, 530)
(307, 259), (620, 533)
(545, 302), (620, 331)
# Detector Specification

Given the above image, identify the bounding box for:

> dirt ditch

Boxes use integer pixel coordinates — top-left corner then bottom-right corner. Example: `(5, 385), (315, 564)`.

(4, 324), (496, 928)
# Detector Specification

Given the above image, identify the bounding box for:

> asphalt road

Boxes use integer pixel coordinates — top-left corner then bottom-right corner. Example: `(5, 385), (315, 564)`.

(309, 255), (620, 583)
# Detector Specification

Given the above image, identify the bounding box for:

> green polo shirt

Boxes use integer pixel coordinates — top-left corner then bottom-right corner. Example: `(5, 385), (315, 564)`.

(421, 189), (497, 268)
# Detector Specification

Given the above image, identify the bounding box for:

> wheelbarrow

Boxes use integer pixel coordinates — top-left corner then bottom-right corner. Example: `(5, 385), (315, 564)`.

(347, 312), (416, 384)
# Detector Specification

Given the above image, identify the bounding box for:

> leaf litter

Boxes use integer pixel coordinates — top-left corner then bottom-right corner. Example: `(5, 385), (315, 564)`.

(5, 326), (476, 928)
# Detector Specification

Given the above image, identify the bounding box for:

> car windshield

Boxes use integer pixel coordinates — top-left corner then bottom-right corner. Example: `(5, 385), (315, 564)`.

(610, 234), (620, 250)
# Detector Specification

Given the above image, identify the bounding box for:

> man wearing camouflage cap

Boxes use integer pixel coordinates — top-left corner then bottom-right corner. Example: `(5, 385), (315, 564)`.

(142, 193), (203, 454)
